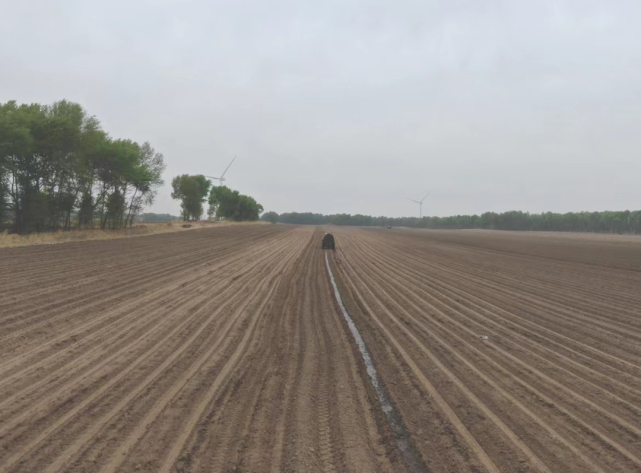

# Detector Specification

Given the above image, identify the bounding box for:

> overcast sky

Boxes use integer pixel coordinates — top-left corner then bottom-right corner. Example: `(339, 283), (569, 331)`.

(2, 0), (640, 217)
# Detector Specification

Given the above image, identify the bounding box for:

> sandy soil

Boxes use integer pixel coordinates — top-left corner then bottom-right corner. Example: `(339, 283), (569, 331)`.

(1, 226), (640, 472)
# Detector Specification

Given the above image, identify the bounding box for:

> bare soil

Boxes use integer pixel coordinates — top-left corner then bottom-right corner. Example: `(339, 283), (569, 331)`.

(0, 220), (267, 248)
(1, 225), (640, 472)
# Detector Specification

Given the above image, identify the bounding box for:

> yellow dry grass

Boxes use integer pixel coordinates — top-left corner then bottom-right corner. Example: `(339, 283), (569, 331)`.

(0, 221), (268, 248)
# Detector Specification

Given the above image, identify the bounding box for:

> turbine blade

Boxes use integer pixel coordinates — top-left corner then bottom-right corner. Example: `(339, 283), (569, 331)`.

(407, 198), (420, 203)
(220, 156), (236, 179)
(420, 192), (430, 202)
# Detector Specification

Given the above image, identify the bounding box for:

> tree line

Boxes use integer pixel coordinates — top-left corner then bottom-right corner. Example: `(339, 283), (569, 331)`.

(261, 210), (641, 234)
(0, 100), (165, 233)
(171, 175), (263, 222)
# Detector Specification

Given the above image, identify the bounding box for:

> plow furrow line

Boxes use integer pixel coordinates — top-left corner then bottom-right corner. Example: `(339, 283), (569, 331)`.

(0, 232), (284, 377)
(346, 245), (641, 471)
(335, 253), (502, 473)
(0, 238), (294, 430)
(353, 233), (641, 381)
(3, 233), (305, 472)
(353, 236), (641, 408)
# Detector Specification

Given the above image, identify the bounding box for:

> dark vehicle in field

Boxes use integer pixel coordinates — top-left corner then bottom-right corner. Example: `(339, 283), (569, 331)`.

(322, 233), (335, 250)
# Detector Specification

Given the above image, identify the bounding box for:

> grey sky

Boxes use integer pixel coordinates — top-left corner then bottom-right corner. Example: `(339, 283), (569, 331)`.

(2, 0), (640, 217)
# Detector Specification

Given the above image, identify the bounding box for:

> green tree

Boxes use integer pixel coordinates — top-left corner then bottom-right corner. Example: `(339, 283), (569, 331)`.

(76, 126), (109, 228)
(278, 212), (328, 225)
(171, 174), (212, 221)
(208, 185), (238, 220)
(0, 166), (7, 224)
(124, 142), (166, 227)
(237, 194), (263, 221)
(1, 101), (45, 232)
(97, 139), (143, 229)
(209, 186), (263, 221)
(261, 211), (279, 223)
(272, 209), (641, 234)
(0, 99), (165, 233)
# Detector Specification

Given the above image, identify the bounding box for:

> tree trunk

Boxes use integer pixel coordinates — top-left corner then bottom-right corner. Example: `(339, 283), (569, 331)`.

(125, 188), (138, 228)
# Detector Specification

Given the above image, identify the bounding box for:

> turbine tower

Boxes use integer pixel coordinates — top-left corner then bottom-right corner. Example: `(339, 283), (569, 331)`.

(407, 192), (430, 218)
(205, 156), (236, 187)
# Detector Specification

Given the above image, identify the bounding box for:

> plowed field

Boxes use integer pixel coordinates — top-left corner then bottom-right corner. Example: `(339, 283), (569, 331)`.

(1, 225), (640, 472)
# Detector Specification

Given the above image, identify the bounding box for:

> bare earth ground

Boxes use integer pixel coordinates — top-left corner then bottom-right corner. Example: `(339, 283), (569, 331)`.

(1, 225), (640, 472)
(0, 220), (265, 248)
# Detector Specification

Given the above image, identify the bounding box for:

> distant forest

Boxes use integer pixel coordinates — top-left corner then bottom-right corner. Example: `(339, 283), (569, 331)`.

(261, 210), (641, 234)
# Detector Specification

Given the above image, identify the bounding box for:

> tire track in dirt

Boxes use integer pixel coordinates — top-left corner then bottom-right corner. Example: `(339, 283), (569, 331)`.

(325, 252), (426, 473)
(153, 240), (304, 473)
(146, 230), (392, 473)
(1, 226), (400, 473)
(106, 232), (309, 472)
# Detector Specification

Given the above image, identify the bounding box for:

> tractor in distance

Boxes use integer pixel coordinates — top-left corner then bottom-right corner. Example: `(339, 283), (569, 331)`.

(322, 233), (335, 250)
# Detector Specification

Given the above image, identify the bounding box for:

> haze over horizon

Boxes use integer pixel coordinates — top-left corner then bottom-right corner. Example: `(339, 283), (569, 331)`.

(2, 0), (640, 218)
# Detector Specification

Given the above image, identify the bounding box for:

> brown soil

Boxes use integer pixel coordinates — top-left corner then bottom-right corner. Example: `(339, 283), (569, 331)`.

(0, 220), (267, 248)
(1, 226), (640, 472)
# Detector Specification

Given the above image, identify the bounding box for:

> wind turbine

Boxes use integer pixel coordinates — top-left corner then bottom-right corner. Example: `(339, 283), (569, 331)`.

(205, 156), (236, 187)
(407, 192), (430, 218)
